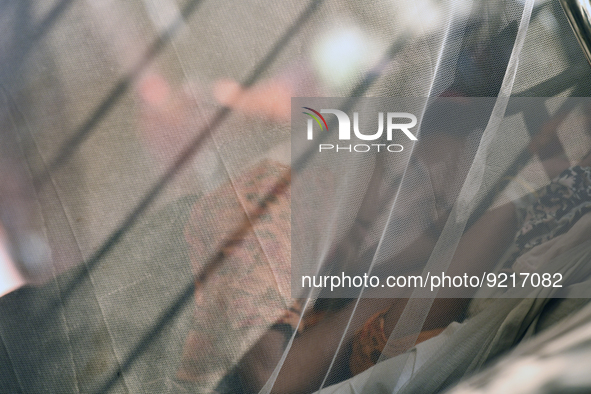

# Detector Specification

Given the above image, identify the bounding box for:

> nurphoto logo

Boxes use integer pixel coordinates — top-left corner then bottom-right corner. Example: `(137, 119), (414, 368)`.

(302, 107), (417, 153)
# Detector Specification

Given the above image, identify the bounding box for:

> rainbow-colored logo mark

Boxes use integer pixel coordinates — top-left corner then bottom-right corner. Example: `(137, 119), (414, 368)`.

(302, 107), (328, 137)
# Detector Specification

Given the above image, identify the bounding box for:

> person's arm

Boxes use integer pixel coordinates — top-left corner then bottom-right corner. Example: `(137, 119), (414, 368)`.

(238, 298), (395, 394)
(383, 201), (517, 335)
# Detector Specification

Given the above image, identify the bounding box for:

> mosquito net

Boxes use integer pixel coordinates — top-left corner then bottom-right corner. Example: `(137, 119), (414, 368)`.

(0, 0), (591, 393)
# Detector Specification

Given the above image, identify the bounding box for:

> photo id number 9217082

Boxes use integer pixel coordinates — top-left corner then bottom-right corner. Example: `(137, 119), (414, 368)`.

(486, 272), (562, 288)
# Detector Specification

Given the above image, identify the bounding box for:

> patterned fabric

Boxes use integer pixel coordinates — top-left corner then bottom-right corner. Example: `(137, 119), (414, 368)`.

(176, 160), (292, 389)
(514, 165), (591, 258)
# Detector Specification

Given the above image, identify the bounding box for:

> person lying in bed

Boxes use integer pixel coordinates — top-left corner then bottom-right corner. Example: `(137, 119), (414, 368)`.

(236, 147), (591, 393)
